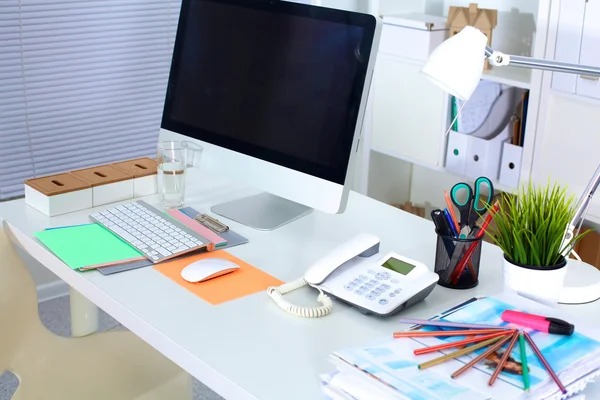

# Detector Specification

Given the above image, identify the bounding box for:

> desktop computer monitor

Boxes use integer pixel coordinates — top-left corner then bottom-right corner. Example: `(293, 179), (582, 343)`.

(161, 0), (381, 230)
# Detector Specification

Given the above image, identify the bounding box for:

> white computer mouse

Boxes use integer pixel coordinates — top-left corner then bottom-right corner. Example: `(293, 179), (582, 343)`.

(180, 258), (240, 283)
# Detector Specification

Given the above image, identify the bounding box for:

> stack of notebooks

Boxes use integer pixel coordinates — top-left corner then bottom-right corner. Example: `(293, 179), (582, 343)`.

(321, 295), (600, 400)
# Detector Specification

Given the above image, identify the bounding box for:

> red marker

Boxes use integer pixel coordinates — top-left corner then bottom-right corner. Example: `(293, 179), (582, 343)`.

(501, 310), (574, 336)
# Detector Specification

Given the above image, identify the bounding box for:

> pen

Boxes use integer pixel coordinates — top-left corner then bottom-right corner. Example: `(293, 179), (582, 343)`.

(431, 209), (455, 258)
(444, 209), (459, 237)
(501, 310), (574, 336)
(431, 209), (453, 237)
(444, 190), (460, 233)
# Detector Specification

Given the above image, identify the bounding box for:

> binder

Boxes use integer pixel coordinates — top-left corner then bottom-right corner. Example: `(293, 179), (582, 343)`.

(499, 140), (524, 188)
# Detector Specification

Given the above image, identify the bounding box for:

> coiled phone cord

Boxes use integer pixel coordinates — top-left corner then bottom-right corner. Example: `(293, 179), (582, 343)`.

(267, 277), (333, 318)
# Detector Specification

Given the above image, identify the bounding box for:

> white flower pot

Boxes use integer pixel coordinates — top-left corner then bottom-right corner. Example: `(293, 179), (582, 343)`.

(502, 256), (568, 304)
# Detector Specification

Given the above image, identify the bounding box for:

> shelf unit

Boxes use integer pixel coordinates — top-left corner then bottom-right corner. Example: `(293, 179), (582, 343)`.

(358, 0), (547, 211)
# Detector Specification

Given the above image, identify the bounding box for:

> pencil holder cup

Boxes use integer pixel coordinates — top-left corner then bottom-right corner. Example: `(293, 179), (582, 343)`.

(434, 231), (483, 289)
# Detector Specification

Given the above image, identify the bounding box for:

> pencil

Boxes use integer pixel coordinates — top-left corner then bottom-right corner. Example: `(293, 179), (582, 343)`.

(394, 329), (507, 338)
(444, 190), (460, 232)
(418, 335), (505, 370)
(414, 330), (512, 355)
(489, 331), (520, 386)
(451, 334), (514, 379)
(398, 318), (513, 330)
(519, 332), (530, 392)
(524, 331), (567, 394)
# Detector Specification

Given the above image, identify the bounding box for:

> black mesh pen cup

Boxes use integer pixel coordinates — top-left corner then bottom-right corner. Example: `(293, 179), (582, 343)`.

(434, 230), (483, 289)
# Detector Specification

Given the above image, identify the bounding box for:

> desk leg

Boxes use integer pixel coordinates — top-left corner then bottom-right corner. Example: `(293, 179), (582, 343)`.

(69, 287), (99, 337)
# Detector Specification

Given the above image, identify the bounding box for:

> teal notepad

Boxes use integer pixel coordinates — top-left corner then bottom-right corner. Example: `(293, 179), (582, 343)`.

(35, 224), (143, 270)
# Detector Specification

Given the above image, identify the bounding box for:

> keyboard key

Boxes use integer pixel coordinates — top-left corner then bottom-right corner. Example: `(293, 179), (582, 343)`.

(151, 256), (159, 261)
(173, 246), (189, 253)
(110, 226), (135, 242)
(155, 247), (172, 257)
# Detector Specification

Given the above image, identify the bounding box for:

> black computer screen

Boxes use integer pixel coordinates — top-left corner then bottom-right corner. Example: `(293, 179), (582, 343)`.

(161, 0), (376, 184)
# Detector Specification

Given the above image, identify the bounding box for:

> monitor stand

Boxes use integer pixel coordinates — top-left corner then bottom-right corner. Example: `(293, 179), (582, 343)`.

(211, 192), (312, 231)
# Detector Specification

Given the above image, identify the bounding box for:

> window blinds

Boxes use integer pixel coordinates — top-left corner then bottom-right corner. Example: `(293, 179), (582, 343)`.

(0, 0), (181, 200)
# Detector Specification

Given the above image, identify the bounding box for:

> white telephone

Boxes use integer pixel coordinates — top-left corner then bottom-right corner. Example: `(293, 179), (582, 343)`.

(267, 233), (439, 318)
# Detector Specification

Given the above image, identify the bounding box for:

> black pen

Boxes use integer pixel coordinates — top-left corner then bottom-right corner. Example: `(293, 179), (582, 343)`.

(431, 209), (455, 257)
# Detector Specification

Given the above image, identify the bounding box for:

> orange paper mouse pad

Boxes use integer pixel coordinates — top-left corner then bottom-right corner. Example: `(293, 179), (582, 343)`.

(153, 250), (283, 305)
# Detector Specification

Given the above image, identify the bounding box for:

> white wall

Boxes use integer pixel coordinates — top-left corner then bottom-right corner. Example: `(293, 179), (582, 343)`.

(531, 93), (600, 221)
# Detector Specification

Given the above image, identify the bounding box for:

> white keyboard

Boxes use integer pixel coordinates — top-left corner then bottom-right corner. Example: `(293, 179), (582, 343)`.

(90, 200), (210, 263)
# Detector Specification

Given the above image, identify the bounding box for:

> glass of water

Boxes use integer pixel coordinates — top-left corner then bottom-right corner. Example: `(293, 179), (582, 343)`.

(157, 141), (188, 209)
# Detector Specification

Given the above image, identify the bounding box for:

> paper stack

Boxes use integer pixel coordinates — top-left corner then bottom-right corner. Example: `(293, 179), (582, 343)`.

(320, 296), (600, 400)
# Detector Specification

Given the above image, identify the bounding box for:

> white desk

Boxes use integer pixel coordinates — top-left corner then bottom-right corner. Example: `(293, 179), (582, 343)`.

(2, 171), (600, 400)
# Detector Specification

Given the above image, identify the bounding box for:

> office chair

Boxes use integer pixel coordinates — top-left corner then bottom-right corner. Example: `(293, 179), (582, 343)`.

(0, 223), (191, 399)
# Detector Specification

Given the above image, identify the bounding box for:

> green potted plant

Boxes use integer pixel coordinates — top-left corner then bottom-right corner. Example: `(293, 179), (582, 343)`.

(487, 180), (589, 303)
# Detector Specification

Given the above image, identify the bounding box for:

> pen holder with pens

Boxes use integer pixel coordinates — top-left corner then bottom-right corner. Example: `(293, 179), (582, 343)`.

(434, 230), (483, 289)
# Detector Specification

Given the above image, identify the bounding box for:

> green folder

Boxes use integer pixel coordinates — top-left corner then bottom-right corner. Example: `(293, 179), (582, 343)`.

(35, 224), (143, 270)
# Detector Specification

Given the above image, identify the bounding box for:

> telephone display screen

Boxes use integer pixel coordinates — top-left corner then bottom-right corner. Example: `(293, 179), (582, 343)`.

(382, 257), (416, 275)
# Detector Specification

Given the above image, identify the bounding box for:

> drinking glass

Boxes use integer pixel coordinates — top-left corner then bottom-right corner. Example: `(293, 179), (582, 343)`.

(182, 141), (203, 169)
(157, 141), (188, 209)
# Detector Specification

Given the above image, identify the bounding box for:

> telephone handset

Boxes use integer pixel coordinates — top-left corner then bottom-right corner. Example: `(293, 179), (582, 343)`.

(267, 233), (439, 318)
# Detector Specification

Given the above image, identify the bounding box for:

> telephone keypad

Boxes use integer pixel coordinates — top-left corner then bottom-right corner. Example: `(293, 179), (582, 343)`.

(345, 271), (402, 304)
(375, 272), (391, 280)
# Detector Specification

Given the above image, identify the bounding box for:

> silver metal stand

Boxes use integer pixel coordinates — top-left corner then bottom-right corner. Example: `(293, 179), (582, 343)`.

(485, 45), (600, 78)
(211, 192), (312, 231)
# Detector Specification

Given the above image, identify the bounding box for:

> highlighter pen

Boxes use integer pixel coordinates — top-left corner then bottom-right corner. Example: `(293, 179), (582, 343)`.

(443, 209), (459, 237)
(501, 310), (574, 336)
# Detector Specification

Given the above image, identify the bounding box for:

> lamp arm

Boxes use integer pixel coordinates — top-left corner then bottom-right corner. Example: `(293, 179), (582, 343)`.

(485, 45), (600, 77)
(561, 165), (600, 256)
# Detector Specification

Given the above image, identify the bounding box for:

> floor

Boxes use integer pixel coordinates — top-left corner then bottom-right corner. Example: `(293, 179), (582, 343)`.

(0, 294), (224, 400)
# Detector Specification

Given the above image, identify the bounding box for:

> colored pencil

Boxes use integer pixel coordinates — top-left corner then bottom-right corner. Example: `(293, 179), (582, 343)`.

(444, 190), (461, 233)
(519, 332), (531, 392)
(398, 318), (513, 330)
(418, 336), (504, 370)
(451, 334), (514, 379)
(414, 330), (513, 355)
(450, 202), (499, 284)
(488, 331), (520, 386)
(394, 329), (507, 338)
(524, 331), (567, 394)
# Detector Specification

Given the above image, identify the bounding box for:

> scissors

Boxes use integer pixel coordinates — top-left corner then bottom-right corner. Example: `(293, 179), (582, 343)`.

(450, 176), (494, 236)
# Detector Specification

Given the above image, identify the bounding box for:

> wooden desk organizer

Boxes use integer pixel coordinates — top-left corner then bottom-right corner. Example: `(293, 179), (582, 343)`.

(25, 157), (158, 216)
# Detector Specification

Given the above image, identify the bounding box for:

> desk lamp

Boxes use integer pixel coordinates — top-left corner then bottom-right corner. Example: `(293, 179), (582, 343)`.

(421, 26), (600, 305)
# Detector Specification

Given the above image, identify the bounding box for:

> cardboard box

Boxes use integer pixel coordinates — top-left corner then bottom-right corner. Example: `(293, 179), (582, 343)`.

(578, 228), (600, 270)
(112, 157), (158, 197)
(25, 173), (92, 216)
(447, 3), (498, 70)
(71, 165), (133, 206)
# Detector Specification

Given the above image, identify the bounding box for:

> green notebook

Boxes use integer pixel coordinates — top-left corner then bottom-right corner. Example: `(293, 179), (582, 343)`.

(35, 224), (143, 270)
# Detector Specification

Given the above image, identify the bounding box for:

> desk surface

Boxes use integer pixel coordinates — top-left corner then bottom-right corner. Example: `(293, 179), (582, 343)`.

(2, 170), (600, 400)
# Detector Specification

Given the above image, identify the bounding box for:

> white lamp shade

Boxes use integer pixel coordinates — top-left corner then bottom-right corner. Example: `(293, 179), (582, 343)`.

(420, 26), (489, 101)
